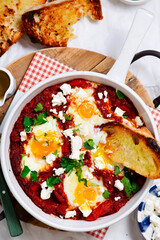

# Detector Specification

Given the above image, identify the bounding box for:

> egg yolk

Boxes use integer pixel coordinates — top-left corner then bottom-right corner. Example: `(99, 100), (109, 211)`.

(74, 182), (97, 206)
(92, 143), (113, 167)
(31, 131), (59, 158)
(78, 100), (94, 119)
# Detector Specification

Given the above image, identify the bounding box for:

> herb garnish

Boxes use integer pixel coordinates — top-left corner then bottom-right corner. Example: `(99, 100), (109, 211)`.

(42, 156), (46, 160)
(34, 103), (43, 112)
(72, 128), (80, 134)
(116, 90), (125, 100)
(46, 176), (61, 187)
(21, 154), (28, 158)
(33, 112), (48, 126)
(21, 166), (38, 182)
(64, 113), (72, 120)
(84, 139), (95, 150)
(60, 157), (78, 173)
(20, 166), (30, 178)
(121, 176), (139, 198)
(23, 116), (32, 132)
(60, 154), (87, 186)
(54, 150), (59, 158)
(123, 113), (128, 119)
(114, 166), (120, 176)
(30, 171), (37, 181)
(103, 190), (110, 199)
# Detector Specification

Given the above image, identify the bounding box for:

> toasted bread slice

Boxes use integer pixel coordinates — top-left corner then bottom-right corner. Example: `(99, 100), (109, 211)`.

(102, 122), (160, 179)
(0, 0), (46, 56)
(22, 0), (103, 47)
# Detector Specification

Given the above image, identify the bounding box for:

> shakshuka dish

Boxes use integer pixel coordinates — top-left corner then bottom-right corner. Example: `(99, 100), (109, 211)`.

(10, 79), (148, 221)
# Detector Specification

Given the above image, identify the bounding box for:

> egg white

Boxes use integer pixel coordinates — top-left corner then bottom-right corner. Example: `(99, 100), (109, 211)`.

(63, 166), (107, 214)
(67, 87), (107, 142)
(21, 116), (62, 178)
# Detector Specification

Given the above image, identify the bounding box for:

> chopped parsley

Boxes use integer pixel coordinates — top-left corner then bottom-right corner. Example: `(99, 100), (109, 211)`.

(84, 139), (95, 150)
(60, 157), (78, 173)
(54, 150), (59, 158)
(72, 128), (80, 134)
(103, 190), (110, 199)
(52, 115), (59, 119)
(114, 166), (120, 176)
(60, 155), (87, 186)
(21, 154), (28, 158)
(21, 166), (38, 182)
(121, 176), (139, 198)
(33, 112), (48, 126)
(116, 90), (125, 100)
(20, 166), (30, 178)
(30, 171), (37, 181)
(123, 113), (128, 119)
(123, 167), (131, 179)
(34, 103), (43, 112)
(46, 176), (61, 187)
(23, 116), (32, 132)
(42, 156), (46, 160)
(64, 113), (72, 120)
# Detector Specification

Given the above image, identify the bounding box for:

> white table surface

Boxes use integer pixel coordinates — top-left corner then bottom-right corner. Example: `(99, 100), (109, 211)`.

(0, 0), (160, 239)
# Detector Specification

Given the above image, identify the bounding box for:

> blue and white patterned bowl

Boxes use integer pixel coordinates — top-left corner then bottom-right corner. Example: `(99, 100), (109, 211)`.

(137, 184), (160, 240)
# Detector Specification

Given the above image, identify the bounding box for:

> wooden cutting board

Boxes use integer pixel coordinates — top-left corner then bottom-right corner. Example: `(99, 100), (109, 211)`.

(0, 47), (155, 229)
(0, 47), (154, 124)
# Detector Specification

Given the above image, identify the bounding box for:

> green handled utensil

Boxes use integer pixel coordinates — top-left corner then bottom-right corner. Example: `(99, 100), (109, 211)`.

(0, 167), (23, 237)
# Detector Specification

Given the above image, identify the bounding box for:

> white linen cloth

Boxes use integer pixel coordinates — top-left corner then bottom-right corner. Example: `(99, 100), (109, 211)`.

(0, 0), (160, 239)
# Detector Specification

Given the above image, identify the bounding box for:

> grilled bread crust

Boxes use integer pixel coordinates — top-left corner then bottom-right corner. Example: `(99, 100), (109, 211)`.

(102, 122), (160, 179)
(22, 0), (103, 47)
(0, 0), (46, 56)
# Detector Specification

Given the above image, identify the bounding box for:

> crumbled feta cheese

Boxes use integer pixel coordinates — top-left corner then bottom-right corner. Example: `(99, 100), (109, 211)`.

(104, 98), (108, 103)
(40, 181), (53, 200)
(104, 90), (108, 97)
(107, 113), (112, 118)
(53, 167), (65, 176)
(144, 199), (155, 216)
(60, 83), (73, 96)
(79, 202), (92, 217)
(69, 135), (82, 160)
(98, 92), (103, 99)
(107, 164), (114, 170)
(65, 210), (77, 218)
(114, 180), (124, 191)
(63, 128), (73, 138)
(94, 156), (105, 169)
(83, 168), (93, 180)
(152, 227), (160, 240)
(74, 88), (88, 98)
(46, 153), (56, 164)
(150, 214), (160, 227)
(51, 92), (67, 107)
(114, 107), (125, 117)
(135, 116), (143, 126)
(89, 167), (94, 172)
(50, 108), (57, 114)
(79, 124), (89, 136)
(58, 111), (65, 123)
(114, 196), (121, 201)
(154, 199), (160, 214)
(20, 131), (27, 141)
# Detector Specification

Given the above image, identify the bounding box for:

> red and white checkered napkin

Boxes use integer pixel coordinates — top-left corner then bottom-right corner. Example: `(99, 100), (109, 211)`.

(17, 51), (160, 240)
